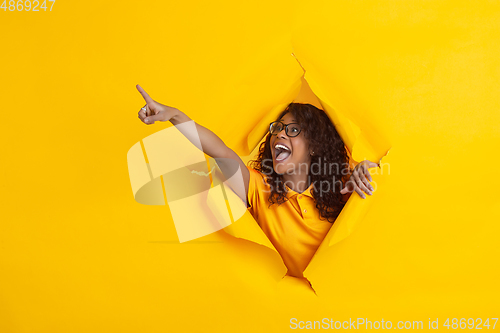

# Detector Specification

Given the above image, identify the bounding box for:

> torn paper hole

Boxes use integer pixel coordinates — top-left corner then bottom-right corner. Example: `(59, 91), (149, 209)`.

(127, 63), (392, 294)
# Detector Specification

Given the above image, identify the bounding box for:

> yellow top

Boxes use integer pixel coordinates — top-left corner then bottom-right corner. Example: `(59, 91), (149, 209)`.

(246, 166), (336, 278)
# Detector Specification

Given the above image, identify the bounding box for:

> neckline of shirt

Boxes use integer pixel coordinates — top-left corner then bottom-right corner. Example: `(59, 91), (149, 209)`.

(285, 183), (314, 199)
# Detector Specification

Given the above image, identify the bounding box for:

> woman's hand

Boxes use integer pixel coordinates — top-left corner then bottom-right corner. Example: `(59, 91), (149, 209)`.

(136, 84), (179, 125)
(340, 160), (379, 199)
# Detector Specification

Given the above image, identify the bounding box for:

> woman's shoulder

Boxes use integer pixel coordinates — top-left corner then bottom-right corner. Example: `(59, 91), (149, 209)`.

(246, 165), (262, 175)
(246, 165), (256, 171)
(246, 166), (269, 186)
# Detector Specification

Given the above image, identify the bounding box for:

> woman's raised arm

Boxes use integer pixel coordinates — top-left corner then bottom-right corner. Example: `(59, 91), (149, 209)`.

(136, 84), (250, 205)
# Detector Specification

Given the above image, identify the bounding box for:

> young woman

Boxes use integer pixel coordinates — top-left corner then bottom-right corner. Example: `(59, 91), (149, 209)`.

(136, 84), (379, 279)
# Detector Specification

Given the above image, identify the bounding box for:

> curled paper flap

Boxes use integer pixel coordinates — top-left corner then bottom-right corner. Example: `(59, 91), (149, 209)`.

(207, 158), (280, 255)
(127, 121), (234, 242)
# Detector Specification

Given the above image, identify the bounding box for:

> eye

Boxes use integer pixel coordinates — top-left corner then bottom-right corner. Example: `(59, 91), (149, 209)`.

(270, 122), (283, 134)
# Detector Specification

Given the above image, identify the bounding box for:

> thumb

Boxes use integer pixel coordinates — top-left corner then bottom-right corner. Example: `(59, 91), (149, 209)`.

(340, 182), (354, 194)
(144, 113), (162, 124)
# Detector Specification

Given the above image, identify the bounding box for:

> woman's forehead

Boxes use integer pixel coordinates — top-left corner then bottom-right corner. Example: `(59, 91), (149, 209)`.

(280, 113), (296, 122)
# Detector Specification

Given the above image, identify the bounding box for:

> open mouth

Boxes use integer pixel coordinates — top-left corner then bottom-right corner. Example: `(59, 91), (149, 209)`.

(274, 143), (291, 162)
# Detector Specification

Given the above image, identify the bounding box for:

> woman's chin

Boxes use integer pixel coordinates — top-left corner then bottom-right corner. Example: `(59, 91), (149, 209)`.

(274, 163), (291, 175)
(273, 164), (283, 175)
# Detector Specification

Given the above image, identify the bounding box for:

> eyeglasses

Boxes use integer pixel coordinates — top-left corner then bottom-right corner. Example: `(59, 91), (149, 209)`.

(269, 121), (302, 137)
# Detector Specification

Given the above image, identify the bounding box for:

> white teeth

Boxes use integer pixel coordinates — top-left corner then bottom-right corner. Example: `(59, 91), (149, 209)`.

(274, 144), (290, 151)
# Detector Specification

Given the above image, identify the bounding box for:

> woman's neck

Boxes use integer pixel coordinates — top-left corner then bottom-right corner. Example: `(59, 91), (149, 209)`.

(282, 172), (311, 193)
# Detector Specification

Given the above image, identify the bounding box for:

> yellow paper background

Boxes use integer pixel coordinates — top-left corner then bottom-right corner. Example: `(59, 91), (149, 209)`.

(1, 0), (500, 332)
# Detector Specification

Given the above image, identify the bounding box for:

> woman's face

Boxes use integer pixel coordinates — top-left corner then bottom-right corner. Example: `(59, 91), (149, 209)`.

(269, 112), (312, 176)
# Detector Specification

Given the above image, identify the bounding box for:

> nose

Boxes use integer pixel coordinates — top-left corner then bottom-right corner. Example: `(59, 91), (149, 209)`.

(277, 126), (287, 139)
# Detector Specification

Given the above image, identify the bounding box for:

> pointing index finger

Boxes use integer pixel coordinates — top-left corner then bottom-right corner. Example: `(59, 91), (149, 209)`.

(136, 84), (154, 104)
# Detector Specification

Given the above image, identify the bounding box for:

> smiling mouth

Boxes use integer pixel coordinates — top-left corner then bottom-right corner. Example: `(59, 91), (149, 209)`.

(275, 146), (291, 162)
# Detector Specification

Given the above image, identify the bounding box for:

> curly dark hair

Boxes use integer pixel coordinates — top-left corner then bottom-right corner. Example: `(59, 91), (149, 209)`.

(248, 103), (353, 223)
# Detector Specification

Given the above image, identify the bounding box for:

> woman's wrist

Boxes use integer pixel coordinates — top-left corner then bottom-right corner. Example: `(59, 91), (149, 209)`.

(170, 109), (191, 125)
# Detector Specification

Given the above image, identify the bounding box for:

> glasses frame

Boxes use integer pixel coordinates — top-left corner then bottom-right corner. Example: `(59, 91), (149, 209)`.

(268, 121), (302, 138)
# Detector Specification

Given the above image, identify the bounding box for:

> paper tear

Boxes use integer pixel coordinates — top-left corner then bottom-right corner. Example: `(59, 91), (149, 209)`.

(304, 277), (318, 296)
(378, 148), (391, 167)
(128, 59), (393, 292)
(291, 52), (306, 75)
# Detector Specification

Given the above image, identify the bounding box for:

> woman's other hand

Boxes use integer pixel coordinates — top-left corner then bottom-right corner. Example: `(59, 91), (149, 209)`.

(136, 84), (179, 125)
(340, 160), (379, 199)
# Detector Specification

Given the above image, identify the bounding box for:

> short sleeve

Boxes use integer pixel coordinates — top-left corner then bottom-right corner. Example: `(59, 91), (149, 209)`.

(246, 166), (264, 216)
